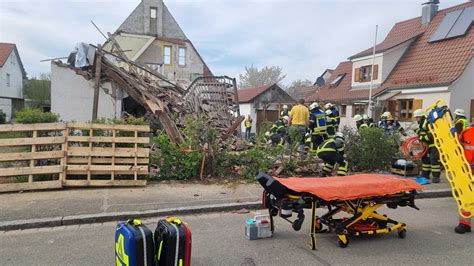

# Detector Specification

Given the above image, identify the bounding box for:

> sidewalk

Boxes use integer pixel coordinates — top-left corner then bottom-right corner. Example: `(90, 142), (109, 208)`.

(0, 176), (452, 230)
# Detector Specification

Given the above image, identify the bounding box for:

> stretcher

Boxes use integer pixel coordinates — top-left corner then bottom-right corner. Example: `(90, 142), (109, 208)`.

(424, 100), (474, 219)
(257, 173), (423, 249)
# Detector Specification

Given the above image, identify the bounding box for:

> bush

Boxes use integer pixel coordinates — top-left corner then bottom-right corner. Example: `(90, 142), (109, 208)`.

(15, 108), (59, 124)
(0, 109), (6, 124)
(343, 126), (399, 172)
(150, 132), (203, 180)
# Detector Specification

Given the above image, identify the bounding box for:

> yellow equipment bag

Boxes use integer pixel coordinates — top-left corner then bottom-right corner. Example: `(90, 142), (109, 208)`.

(425, 100), (474, 218)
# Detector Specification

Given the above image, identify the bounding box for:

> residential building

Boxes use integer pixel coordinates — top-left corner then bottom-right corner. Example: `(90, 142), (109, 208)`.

(308, 1), (474, 128)
(0, 43), (26, 122)
(238, 84), (294, 134)
(104, 0), (211, 87)
(51, 0), (211, 121)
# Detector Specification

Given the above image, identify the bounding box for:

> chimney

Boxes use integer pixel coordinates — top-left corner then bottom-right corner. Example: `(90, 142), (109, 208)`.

(421, 0), (439, 25)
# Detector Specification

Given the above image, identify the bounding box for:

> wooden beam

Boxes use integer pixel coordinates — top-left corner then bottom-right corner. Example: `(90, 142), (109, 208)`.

(0, 136), (65, 146)
(92, 47), (103, 121)
(62, 180), (146, 187)
(0, 180), (62, 193)
(66, 122), (150, 132)
(222, 116), (245, 141)
(67, 136), (149, 144)
(0, 123), (66, 132)
(0, 165), (63, 177)
(0, 151), (65, 162)
(67, 147), (149, 157)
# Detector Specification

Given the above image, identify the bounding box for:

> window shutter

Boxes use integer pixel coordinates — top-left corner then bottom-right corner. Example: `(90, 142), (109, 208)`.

(354, 68), (360, 82)
(388, 100), (398, 117)
(373, 65), (379, 80)
(413, 99), (423, 110)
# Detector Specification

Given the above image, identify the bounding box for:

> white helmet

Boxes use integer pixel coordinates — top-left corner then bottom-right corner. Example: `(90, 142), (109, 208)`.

(265, 131), (271, 137)
(325, 109), (332, 115)
(309, 102), (319, 110)
(283, 105), (288, 109)
(454, 109), (465, 116)
(335, 132), (344, 140)
(381, 111), (391, 118)
(362, 114), (369, 120)
(324, 103), (333, 110)
(354, 114), (363, 122)
(282, 116), (289, 122)
(414, 109), (424, 118)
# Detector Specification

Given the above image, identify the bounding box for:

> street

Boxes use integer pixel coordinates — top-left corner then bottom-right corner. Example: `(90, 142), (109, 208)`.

(1, 198), (473, 266)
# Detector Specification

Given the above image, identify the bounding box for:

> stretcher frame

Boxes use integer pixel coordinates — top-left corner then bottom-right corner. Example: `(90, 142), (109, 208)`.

(261, 176), (419, 249)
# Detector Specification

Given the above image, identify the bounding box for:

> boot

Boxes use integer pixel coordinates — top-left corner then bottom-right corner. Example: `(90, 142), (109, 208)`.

(454, 223), (471, 234)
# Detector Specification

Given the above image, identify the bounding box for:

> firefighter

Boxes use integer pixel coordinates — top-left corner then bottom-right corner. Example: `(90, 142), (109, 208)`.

(455, 125), (473, 234)
(414, 109), (441, 183)
(308, 102), (328, 148)
(325, 109), (337, 138)
(324, 103), (340, 131)
(378, 111), (391, 129)
(267, 116), (289, 146)
(244, 114), (252, 139)
(316, 132), (348, 176)
(354, 114), (368, 130)
(454, 109), (469, 135)
(280, 105), (290, 118)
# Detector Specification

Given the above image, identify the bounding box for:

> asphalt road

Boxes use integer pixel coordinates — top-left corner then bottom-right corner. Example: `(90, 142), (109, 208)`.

(1, 198), (472, 266)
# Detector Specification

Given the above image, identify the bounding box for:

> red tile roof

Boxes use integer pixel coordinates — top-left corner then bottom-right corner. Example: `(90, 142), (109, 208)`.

(381, 1), (474, 91)
(237, 84), (274, 103)
(290, 86), (318, 101)
(309, 1), (474, 102)
(0, 43), (15, 67)
(350, 17), (425, 59)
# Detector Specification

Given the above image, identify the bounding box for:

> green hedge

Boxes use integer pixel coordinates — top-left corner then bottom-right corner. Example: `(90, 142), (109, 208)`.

(15, 108), (59, 124)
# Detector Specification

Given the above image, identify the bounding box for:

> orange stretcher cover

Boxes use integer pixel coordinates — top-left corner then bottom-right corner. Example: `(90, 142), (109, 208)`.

(276, 174), (423, 201)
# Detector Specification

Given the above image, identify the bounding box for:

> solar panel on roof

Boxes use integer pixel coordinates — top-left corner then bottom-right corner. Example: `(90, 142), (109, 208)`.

(429, 9), (462, 42)
(446, 6), (474, 39)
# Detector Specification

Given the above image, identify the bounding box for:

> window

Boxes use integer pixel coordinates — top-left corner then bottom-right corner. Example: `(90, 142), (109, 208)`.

(398, 99), (414, 120)
(150, 7), (157, 19)
(352, 105), (366, 116)
(163, 46), (172, 65)
(178, 47), (186, 66)
(354, 65), (378, 83)
(6, 73), (10, 87)
(330, 73), (345, 87)
(340, 105), (347, 117)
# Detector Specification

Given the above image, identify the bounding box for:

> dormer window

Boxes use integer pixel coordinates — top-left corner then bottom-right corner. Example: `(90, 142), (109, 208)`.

(354, 65), (378, 83)
(330, 73), (345, 87)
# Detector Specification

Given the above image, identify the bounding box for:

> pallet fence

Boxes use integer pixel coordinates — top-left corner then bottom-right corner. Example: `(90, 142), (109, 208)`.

(0, 122), (150, 192)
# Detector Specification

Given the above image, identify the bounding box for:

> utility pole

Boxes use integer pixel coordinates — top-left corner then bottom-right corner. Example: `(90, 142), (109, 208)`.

(368, 25), (378, 117)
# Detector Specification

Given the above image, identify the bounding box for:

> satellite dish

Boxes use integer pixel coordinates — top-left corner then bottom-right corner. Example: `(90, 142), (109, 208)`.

(315, 77), (325, 87)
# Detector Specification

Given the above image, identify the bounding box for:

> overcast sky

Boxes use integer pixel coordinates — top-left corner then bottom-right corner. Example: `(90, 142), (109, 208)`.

(0, 0), (466, 85)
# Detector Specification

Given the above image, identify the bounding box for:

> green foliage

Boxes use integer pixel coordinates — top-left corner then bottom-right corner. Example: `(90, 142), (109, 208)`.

(92, 116), (147, 126)
(0, 109), (6, 124)
(240, 146), (274, 180)
(15, 176), (28, 183)
(343, 126), (398, 172)
(15, 108), (59, 124)
(150, 132), (203, 180)
(23, 74), (51, 108)
(239, 65), (286, 88)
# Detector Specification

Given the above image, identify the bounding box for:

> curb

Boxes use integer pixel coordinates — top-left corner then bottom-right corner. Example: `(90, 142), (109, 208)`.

(0, 189), (452, 231)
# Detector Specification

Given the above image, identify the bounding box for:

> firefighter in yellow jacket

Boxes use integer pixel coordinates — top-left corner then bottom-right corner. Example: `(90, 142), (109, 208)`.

(415, 109), (441, 183)
(244, 115), (252, 139)
(316, 132), (348, 176)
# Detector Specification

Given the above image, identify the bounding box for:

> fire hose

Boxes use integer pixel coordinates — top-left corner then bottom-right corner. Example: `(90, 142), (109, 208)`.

(401, 136), (428, 160)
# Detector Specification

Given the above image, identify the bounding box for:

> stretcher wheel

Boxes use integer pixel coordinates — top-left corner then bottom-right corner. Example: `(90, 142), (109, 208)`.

(270, 208), (278, 217)
(292, 218), (303, 231)
(337, 235), (349, 248)
(398, 228), (406, 239)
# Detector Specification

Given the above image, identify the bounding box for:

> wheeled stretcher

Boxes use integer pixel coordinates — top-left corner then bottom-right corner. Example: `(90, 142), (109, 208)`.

(257, 173), (423, 249)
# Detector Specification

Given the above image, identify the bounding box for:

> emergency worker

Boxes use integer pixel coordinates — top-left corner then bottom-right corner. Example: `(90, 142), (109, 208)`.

(316, 132), (348, 176)
(414, 109), (441, 183)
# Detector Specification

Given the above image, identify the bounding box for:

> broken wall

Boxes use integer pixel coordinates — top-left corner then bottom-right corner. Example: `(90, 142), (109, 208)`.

(50, 62), (123, 122)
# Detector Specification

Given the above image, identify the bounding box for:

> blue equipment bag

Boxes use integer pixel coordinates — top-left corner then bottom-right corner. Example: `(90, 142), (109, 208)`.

(115, 219), (154, 266)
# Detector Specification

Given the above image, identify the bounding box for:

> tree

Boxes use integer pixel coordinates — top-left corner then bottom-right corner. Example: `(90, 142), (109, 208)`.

(238, 65), (286, 89)
(24, 73), (51, 109)
(286, 79), (313, 95)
